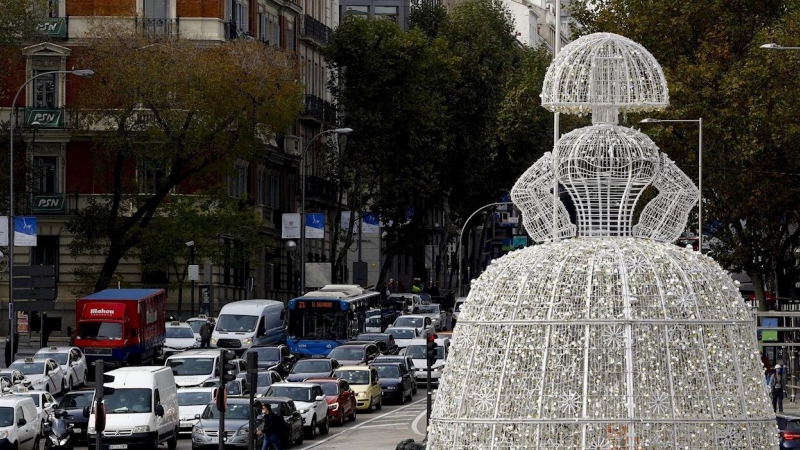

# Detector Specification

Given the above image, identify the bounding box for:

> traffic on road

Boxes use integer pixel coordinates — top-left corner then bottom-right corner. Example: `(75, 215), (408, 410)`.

(0, 285), (449, 450)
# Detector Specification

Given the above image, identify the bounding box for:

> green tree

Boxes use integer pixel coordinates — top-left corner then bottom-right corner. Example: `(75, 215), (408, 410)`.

(67, 26), (304, 292)
(571, 0), (800, 309)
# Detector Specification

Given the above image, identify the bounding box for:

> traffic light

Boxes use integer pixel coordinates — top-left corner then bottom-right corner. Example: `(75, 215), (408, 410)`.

(217, 350), (236, 412)
(426, 333), (439, 367)
(246, 351), (258, 392)
(94, 360), (115, 433)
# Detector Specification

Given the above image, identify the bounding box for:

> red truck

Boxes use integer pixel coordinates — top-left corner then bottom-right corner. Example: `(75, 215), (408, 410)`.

(73, 288), (167, 368)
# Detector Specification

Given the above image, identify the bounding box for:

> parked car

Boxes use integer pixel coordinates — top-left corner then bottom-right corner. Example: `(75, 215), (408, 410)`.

(257, 397), (305, 447)
(303, 377), (357, 426)
(56, 389), (94, 441)
(371, 363), (413, 404)
(327, 344), (380, 366)
(245, 345), (295, 377)
(286, 358), (340, 382)
(373, 355), (418, 395)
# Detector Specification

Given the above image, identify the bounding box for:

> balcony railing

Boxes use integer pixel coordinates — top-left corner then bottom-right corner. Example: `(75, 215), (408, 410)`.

(135, 17), (180, 38)
(301, 94), (325, 122)
(300, 15), (332, 46)
(36, 17), (67, 39)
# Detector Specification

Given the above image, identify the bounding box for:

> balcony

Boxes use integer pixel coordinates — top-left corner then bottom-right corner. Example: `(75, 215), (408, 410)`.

(135, 17), (180, 38)
(305, 176), (338, 204)
(301, 94), (324, 122)
(300, 15), (332, 46)
(23, 107), (64, 128)
(225, 20), (249, 40)
(36, 17), (67, 39)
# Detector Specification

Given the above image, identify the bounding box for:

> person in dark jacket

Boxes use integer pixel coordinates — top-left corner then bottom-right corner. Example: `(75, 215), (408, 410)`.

(256, 403), (283, 450)
(199, 319), (213, 348)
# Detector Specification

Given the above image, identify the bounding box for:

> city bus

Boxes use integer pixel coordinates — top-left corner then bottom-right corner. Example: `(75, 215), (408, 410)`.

(287, 285), (380, 357)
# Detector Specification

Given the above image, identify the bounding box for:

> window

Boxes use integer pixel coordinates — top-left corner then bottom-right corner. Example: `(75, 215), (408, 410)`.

(144, 0), (167, 18)
(31, 235), (58, 281)
(47, 0), (59, 17)
(32, 156), (57, 194)
(287, 19), (295, 51)
(235, 1), (249, 34)
(259, 10), (267, 42)
(138, 157), (169, 194)
(375, 6), (398, 23)
(228, 162), (248, 199)
(33, 71), (56, 108)
(268, 173), (280, 208)
(257, 166), (266, 205)
(272, 14), (281, 47)
(346, 6), (369, 17)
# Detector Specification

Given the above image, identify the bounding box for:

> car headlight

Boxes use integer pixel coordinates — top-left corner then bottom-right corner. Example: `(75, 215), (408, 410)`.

(242, 338), (252, 345)
(132, 425), (150, 433)
(328, 403), (339, 411)
(384, 386), (397, 390)
(357, 392), (367, 398)
(0, 430), (8, 439)
(88, 427), (95, 434)
(192, 426), (205, 436)
(238, 428), (249, 435)
(298, 409), (309, 414)
(211, 338), (218, 344)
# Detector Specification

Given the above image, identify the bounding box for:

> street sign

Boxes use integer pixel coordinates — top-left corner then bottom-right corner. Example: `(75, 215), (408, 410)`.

(12, 277), (55, 288)
(36, 18), (67, 38)
(32, 194), (65, 213)
(12, 265), (57, 303)
(15, 266), (56, 277)
(25, 108), (63, 128)
(14, 300), (55, 311)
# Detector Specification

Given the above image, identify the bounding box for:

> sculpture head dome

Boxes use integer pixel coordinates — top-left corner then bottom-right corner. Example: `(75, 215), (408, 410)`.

(541, 32), (669, 121)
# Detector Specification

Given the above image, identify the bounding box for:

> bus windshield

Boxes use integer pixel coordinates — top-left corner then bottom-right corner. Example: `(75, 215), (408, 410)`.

(288, 309), (350, 341)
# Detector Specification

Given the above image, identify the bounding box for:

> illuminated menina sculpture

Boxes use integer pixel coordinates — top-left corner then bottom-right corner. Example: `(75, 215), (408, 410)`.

(426, 33), (777, 449)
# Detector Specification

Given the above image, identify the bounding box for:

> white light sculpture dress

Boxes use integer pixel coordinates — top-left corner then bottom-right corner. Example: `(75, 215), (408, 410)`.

(427, 33), (777, 449)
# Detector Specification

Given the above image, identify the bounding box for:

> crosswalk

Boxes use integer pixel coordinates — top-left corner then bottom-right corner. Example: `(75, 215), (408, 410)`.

(357, 399), (427, 433)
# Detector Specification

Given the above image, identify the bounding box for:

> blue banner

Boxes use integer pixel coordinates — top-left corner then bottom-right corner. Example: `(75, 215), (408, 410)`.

(14, 216), (37, 246)
(306, 213), (325, 239)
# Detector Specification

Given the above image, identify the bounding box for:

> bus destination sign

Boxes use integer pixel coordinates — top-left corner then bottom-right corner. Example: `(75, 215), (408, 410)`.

(297, 301), (336, 309)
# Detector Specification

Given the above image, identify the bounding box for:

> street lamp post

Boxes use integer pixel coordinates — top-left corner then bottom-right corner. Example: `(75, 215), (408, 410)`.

(285, 240), (299, 297)
(456, 202), (513, 297)
(640, 117), (703, 252)
(299, 127), (352, 295)
(7, 68), (94, 357)
(186, 241), (196, 317)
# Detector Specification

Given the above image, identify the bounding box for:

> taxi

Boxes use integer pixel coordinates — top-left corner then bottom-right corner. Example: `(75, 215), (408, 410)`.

(165, 321), (200, 358)
(333, 365), (382, 412)
(186, 315), (212, 341)
(33, 346), (88, 390)
(0, 369), (27, 389)
(14, 390), (57, 431)
(9, 357), (65, 395)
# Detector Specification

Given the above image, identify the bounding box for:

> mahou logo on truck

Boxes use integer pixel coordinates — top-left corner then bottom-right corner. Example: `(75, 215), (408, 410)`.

(90, 308), (116, 316)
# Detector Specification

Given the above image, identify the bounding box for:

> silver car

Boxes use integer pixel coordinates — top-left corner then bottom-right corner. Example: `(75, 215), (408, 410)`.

(411, 304), (443, 331)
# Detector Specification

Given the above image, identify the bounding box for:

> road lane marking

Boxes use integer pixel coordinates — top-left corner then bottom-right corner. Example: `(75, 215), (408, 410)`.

(411, 409), (427, 436)
(299, 398), (426, 449)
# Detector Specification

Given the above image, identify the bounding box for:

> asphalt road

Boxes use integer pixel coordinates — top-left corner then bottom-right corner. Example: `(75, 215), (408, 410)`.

(72, 385), (430, 450)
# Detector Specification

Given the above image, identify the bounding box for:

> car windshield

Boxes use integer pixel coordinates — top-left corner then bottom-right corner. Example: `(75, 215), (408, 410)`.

(0, 408), (12, 427)
(334, 370), (370, 385)
(10, 362), (44, 375)
(249, 347), (280, 361)
(328, 348), (364, 361)
(188, 321), (206, 334)
(387, 329), (415, 339)
(59, 392), (93, 409)
(319, 383), (339, 396)
(366, 317), (382, 326)
(202, 403), (252, 420)
(374, 365), (400, 378)
(291, 360), (330, 374)
(216, 314), (258, 332)
(416, 305), (440, 314)
(269, 386), (312, 402)
(26, 394), (40, 407)
(261, 401), (287, 415)
(33, 352), (68, 365)
(168, 358), (214, 376)
(178, 391), (213, 406)
(394, 317), (422, 328)
(77, 322), (122, 340)
(104, 388), (152, 414)
(405, 345), (444, 359)
(167, 327), (195, 338)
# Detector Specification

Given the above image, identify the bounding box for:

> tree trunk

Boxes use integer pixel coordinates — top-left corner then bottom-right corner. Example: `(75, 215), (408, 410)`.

(93, 243), (129, 292)
(751, 271), (768, 312)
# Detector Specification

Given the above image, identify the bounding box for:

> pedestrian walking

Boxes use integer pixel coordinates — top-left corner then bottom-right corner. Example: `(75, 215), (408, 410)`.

(256, 403), (284, 450)
(199, 318), (213, 348)
(770, 364), (786, 413)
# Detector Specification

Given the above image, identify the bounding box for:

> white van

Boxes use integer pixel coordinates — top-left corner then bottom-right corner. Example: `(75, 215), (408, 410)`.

(88, 366), (179, 449)
(211, 300), (287, 351)
(0, 395), (40, 450)
(165, 349), (246, 388)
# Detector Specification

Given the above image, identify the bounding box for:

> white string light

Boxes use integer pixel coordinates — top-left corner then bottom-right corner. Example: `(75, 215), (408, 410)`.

(428, 32), (777, 449)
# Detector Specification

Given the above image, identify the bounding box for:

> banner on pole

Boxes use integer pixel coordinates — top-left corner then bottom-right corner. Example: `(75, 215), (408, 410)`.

(0, 216), (7, 246)
(14, 216), (37, 246)
(361, 213), (380, 235)
(306, 213), (325, 239)
(282, 213), (301, 239)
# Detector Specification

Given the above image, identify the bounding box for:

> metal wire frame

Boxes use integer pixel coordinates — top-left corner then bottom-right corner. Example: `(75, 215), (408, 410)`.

(427, 238), (778, 449)
(541, 32), (669, 116)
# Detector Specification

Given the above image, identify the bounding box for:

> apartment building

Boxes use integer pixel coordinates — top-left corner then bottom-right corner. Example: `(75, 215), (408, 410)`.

(1, 0), (339, 335)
